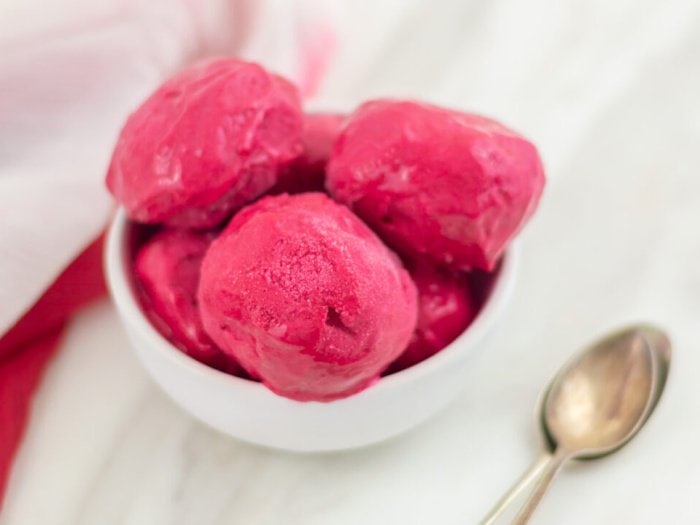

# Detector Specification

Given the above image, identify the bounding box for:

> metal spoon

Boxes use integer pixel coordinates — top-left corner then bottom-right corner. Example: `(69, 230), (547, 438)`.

(481, 324), (671, 524)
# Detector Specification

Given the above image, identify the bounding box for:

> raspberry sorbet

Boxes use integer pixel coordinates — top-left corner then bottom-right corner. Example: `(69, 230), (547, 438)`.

(107, 58), (303, 228)
(326, 100), (545, 270)
(198, 193), (418, 401)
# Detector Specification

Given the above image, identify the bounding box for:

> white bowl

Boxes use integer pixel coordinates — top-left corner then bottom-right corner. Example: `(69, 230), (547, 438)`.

(105, 209), (517, 452)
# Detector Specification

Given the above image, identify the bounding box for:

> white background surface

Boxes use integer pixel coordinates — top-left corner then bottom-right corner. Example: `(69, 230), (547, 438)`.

(3, 0), (700, 523)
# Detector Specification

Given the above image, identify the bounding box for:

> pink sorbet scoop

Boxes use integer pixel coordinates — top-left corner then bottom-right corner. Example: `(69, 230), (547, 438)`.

(134, 229), (241, 375)
(107, 58), (303, 228)
(386, 259), (477, 374)
(269, 112), (346, 194)
(326, 100), (545, 270)
(198, 192), (418, 401)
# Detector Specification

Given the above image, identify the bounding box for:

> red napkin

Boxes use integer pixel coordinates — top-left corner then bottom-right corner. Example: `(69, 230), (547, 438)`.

(0, 235), (106, 504)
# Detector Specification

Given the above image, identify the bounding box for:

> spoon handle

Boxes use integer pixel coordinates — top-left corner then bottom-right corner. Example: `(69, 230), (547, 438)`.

(512, 450), (568, 524)
(480, 452), (551, 524)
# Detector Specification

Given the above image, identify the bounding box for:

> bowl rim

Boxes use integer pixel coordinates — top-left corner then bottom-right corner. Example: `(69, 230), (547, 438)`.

(105, 208), (518, 404)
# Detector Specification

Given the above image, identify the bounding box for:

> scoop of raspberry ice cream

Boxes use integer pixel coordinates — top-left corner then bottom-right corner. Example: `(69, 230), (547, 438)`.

(107, 58), (303, 228)
(269, 112), (345, 194)
(198, 192), (418, 401)
(386, 260), (477, 374)
(134, 229), (241, 374)
(326, 100), (545, 270)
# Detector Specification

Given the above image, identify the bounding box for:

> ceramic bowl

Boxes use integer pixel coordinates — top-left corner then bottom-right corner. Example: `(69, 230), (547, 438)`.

(105, 209), (517, 452)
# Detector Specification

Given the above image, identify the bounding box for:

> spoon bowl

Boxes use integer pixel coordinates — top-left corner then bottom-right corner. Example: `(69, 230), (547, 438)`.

(542, 326), (663, 459)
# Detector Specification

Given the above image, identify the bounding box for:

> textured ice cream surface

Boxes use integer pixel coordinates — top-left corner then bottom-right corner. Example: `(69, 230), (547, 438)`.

(198, 192), (418, 402)
(269, 112), (346, 194)
(134, 229), (242, 374)
(386, 259), (477, 374)
(326, 99), (545, 270)
(107, 58), (303, 228)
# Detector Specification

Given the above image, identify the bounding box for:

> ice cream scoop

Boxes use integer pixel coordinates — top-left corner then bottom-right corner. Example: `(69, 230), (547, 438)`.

(270, 112), (346, 194)
(326, 100), (545, 271)
(386, 259), (476, 374)
(198, 192), (418, 401)
(134, 229), (241, 374)
(107, 58), (303, 228)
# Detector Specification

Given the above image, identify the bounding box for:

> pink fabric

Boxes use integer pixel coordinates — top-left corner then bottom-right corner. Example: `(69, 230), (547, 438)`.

(0, 235), (106, 505)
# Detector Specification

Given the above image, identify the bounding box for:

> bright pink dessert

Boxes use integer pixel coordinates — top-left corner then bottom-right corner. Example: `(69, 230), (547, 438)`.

(386, 260), (477, 374)
(107, 58), (303, 228)
(326, 100), (545, 270)
(198, 192), (418, 401)
(269, 112), (345, 194)
(134, 229), (241, 374)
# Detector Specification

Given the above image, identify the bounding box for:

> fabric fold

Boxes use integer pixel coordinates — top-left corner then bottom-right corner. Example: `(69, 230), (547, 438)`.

(0, 235), (106, 505)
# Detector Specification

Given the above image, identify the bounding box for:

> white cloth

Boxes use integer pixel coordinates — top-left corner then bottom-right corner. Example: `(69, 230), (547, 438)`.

(0, 0), (331, 334)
